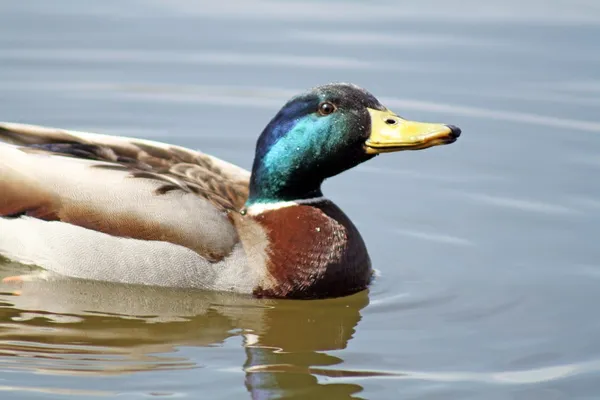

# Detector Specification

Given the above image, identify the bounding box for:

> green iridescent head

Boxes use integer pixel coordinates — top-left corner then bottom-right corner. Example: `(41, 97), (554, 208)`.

(246, 83), (460, 205)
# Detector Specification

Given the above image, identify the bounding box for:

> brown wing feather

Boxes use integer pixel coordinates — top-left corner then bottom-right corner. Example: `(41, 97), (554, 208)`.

(0, 172), (60, 220)
(0, 122), (250, 212)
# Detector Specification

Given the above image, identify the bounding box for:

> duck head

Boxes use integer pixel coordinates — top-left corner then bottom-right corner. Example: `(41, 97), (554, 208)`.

(246, 83), (461, 205)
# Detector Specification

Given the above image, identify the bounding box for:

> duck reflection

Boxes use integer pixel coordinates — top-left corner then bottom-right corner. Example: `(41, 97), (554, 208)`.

(0, 263), (369, 398)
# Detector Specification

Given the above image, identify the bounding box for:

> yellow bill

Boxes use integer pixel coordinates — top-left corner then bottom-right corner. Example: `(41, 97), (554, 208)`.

(365, 108), (461, 154)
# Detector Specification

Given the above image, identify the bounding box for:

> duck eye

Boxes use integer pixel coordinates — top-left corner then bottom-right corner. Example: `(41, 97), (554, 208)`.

(317, 101), (336, 116)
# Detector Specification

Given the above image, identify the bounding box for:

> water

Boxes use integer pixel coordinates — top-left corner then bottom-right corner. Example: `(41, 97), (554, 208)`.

(0, 1), (599, 398)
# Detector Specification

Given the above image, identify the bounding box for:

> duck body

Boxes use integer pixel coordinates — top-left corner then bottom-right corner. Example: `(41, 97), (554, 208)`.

(0, 83), (460, 299)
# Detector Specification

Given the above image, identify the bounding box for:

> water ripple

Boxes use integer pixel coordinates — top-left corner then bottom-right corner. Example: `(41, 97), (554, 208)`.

(393, 229), (474, 246)
(243, 359), (600, 385)
(0, 49), (408, 71)
(145, 0), (600, 24)
(304, 360), (600, 385)
(458, 192), (581, 215)
(0, 385), (113, 397)
(259, 30), (501, 48)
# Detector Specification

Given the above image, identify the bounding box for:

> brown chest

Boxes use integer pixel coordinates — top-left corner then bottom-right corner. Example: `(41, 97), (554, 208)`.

(241, 201), (372, 299)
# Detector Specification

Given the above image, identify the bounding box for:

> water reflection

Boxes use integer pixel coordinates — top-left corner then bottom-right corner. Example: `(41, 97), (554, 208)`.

(0, 262), (369, 398)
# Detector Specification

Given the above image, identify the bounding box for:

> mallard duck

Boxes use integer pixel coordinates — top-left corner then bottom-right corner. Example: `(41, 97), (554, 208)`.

(0, 83), (460, 299)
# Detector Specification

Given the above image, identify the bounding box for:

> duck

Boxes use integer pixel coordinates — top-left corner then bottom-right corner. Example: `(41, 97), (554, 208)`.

(0, 83), (460, 299)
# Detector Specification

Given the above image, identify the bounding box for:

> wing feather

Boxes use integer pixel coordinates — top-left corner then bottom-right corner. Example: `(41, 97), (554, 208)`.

(0, 122), (252, 261)
(0, 122), (250, 210)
